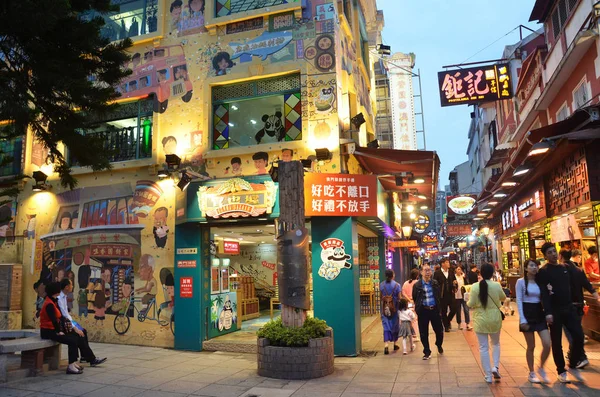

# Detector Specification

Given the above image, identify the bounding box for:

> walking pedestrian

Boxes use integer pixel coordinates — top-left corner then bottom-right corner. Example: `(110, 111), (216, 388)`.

(467, 263), (505, 383)
(412, 263), (444, 360)
(434, 258), (457, 332)
(380, 269), (401, 355)
(398, 298), (416, 355)
(515, 259), (551, 383)
(467, 263), (479, 285)
(454, 266), (471, 330)
(538, 242), (587, 383)
(560, 249), (599, 369)
(402, 268), (420, 342)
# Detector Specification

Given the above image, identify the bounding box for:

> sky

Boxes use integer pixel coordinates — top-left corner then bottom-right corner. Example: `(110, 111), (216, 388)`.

(376, 0), (540, 188)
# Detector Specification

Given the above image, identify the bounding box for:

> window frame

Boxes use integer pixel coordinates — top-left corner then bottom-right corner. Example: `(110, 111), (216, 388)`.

(572, 77), (590, 111)
(556, 101), (570, 122)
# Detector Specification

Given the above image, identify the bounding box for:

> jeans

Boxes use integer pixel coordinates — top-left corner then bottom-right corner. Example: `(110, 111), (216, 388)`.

(549, 307), (585, 374)
(455, 299), (470, 325)
(417, 307), (444, 356)
(78, 307), (88, 317)
(476, 332), (501, 378)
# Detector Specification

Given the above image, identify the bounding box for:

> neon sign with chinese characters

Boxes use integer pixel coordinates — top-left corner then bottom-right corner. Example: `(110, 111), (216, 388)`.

(437, 64), (513, 107)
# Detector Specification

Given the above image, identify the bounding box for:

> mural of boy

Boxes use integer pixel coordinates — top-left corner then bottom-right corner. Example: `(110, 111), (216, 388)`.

(93, 282), (106, 326)
(135, 254), (158, 313)
(162, 136), (177, 156)
(25, 214), (36, 240)
(153, 207), (169, 248)
(169, 0), (183, 31)
(77, 285), (88, 317)
(252, 152), (269, 175)
(230, 157), (243, 176)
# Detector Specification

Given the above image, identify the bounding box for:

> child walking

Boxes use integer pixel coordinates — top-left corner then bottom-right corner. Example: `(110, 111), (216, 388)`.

(398, 298), (416, 355)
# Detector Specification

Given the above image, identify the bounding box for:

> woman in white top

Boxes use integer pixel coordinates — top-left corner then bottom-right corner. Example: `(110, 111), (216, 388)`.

(516, 259), (551, 384)
(454, 267), (471, 330)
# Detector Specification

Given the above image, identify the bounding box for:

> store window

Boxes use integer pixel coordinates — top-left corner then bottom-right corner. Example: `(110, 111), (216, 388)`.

(573, 80), (590, 111)
(0, 136), (22, 177)
(212, 74), (302, 149)
(550, 0), (578, 42)
(556, 103), (569, 122)
(70, 99), (153, 165)
(84, 0), (160, 42)
(215, 0), (291, 17)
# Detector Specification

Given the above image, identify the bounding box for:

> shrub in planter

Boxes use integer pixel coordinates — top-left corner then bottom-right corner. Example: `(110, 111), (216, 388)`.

(257, 317), (334, 379)
(257, 317), (327, 347)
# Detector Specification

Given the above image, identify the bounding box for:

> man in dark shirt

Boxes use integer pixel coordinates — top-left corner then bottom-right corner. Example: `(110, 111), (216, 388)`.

(413, 263), (444, 360)
(559, 249), (600, 369)
(433, 258), (457, 332)
(538, 243), (585, 383)
(467, 263), (479, 284)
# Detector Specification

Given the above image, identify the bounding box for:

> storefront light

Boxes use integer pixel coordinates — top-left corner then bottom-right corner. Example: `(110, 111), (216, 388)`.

(477, 212), (486, 217)
(513, 164), (532, 176)
(406, 204), (415, 212)
(412, 177), (425, 184)
(482, 226), (490, 235)
(402, 226), (412, 238)
(528, 140), (553, 156)
(493, 191), (507, 198)
(420, 205), (428, 210)
(473, 217), (482, 221)
(409, 213), (416, 219)
(482, 208), (491, 212)
(416, 194), (427, 200)
(488, 201), (498, 206)
(501, 181), (517, 187)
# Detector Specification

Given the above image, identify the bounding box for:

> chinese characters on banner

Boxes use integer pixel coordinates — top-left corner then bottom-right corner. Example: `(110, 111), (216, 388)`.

(90, 244), (133, 258)
(304, 174), (378, 217)
(437, 64), (512, 107)
(223, 241), (240, 255)
(446, 224), (472, 237)
(389, 53), (417, 150)
(180, 277), (193, 298)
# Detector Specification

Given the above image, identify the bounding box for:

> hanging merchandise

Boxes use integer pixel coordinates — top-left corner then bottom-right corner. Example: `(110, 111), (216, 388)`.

(129, 17), (139, 38)
(119, 19), (127, 40)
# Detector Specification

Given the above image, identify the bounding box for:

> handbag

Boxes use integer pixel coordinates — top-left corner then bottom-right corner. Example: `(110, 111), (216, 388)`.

(60, 317), (74, 333)
(490, 296), (505, 321)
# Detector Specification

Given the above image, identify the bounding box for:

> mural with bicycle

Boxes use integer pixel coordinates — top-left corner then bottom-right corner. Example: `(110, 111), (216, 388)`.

(33, 181), (176, 347)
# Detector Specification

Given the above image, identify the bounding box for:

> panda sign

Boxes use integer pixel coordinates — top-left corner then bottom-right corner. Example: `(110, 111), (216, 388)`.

(318, 238), (352, 280)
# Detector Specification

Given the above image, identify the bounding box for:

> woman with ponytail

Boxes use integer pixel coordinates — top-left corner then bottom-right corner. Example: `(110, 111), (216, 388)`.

(467, 263), (506, 383)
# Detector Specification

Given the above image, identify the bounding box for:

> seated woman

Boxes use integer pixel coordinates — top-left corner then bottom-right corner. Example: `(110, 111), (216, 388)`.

(40, 282), (84, 374)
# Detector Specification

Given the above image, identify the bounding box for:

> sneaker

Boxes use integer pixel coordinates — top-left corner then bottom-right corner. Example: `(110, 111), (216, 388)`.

(423, 354), (431, 360)
(484, 375), (493, 383)
(537, 368), (549, 383)
(511, 309), (515, 316)
(492, 366), (501, 379)
(411, 344), (416, 352)
(466, 325), (473, 331)
(384, 347), (389, 355)
(444, 328), (451, 333)
(90, 358), (107, 367)
(576, 359), (589, 369)
(568, 368), (585, 383)
(528, 372), (541, 383)
(403, 351), (407, 355)
(393, 344), (400, 351)
(557, 372), (570, 383)
(437, 345), (444, 354)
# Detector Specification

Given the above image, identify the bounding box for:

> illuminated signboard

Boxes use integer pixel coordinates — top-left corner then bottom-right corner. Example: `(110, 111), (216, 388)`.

(422, 231), (439, 244)
(198, 178), (277, 219)
(446, 195), (477, 216)
(438, 64), (512, 107)
(413, 214), (430, 234)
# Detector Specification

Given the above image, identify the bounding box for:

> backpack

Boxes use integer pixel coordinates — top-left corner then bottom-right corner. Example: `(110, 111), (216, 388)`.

(382, 284), (398, 318)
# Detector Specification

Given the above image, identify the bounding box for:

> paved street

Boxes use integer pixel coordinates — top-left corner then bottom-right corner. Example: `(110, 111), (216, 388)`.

(2, 311), (600, 396)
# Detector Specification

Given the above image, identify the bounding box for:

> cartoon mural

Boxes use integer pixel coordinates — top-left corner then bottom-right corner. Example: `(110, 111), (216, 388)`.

(318, 238), (352, 280)
(0, 201), (15, 248)
(18, 0), (375, 347)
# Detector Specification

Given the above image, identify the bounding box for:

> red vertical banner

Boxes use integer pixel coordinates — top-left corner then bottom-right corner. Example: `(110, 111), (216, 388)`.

(180, 277), (193, 298)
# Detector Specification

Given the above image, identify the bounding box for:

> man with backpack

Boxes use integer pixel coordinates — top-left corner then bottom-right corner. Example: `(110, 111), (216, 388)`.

(380, 269), (401, 355)
(413, 263), (444, 360)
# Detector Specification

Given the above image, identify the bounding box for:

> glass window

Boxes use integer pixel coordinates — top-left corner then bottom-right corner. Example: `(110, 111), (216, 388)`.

(84, 0), (160, 42)
(212, 74), (302, 149)
(0, 136), (22, 177)
(215, 0), (292, 17)
(556, 104), (569, 122)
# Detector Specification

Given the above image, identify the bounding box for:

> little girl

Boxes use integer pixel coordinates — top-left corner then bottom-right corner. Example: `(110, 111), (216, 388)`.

(398, 298), (416, 355)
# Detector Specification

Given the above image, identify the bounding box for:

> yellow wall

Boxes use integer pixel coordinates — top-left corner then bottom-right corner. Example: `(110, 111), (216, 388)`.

(15, 0), (378, 347)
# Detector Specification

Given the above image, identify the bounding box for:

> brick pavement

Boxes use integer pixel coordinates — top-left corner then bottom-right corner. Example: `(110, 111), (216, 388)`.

(2, 310), (600, 396)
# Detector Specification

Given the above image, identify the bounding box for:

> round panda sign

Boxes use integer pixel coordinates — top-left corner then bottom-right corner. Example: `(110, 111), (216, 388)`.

(318, 238), (352, 280)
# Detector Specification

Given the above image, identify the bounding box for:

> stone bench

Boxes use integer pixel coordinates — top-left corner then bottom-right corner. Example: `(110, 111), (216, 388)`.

(0, 330), (61, 382)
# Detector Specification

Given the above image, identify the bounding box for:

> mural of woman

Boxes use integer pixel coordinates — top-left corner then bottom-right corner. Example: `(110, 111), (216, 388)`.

(179, 0), (205, 32)
(169, 0), (183, 31)
(212, 52), (235, 76)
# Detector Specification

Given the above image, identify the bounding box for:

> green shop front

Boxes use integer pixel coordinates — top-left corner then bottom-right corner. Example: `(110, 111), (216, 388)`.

(173, 173), (392, 356)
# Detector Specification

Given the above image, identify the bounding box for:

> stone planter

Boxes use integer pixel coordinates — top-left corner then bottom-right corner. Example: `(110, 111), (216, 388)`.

(257, 328), (334, 380)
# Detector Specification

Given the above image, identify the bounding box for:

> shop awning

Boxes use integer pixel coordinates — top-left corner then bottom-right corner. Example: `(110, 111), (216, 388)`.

(352, 147), (440, 209)
(484, 142), (516, 168)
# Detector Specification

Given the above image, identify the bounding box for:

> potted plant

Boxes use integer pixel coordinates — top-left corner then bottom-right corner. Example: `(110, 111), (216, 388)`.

(256, 317), (334, 380)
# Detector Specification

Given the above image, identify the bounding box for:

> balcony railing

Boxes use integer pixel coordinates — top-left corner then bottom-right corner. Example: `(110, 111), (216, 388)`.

(71, 123), (152, 165)
(215, 0), (294, 17)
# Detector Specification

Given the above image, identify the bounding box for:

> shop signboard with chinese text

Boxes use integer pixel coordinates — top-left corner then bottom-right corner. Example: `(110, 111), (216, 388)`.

(180, 277), (193, 298)
(197, 178), (277, 219)
(438, 64), (512, 107)
(389, 240), (418, 248)
(446, 224), (472, 237)
(305, 174), (378, 217)
(223, 241), (240, 255)
(413, 214), (430, 234)
(501, 185), (546, 233)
